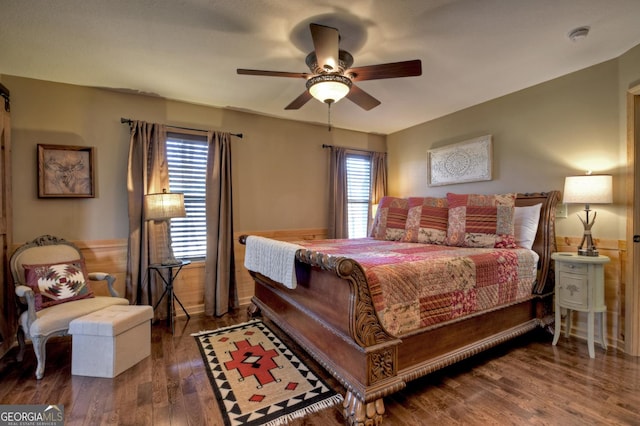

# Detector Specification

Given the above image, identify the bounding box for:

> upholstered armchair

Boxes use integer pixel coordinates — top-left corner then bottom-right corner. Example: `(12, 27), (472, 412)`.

(10, 235), (129, 379)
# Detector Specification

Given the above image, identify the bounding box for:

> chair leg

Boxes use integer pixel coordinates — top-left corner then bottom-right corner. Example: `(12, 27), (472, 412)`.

(31, 335), (48, 380)
(16, 327), (26, 362)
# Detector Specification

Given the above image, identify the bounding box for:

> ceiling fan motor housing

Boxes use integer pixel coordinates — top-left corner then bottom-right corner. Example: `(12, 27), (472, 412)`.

(305, 50), (354, 75)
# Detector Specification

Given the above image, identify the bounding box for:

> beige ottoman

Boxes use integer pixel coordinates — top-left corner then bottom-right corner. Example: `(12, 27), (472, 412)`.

(69, 305), (153, 378)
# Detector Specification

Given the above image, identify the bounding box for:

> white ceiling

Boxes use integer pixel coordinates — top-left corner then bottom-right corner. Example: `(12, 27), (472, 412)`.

(2, 0), (640, 134)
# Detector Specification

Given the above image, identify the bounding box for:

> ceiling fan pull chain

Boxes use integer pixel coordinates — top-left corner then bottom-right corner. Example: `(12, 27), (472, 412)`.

(327, 102), (332, 131)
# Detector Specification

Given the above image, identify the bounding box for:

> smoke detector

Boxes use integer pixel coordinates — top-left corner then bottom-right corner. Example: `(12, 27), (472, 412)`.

(568, 26), (590, 42)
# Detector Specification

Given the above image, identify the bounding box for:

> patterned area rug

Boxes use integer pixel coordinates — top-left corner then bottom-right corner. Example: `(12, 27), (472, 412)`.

(193, 319), (343, 426)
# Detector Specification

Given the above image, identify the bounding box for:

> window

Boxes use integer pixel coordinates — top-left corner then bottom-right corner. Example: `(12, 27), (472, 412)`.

(345, 153), (371, 238)
(166, 133), (208, 259)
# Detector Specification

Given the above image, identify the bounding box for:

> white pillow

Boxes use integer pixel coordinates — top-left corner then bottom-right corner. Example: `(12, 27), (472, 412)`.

(514, 203), (542, 250)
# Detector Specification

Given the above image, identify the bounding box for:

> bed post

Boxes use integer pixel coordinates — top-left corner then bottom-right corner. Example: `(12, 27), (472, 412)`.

(343, 391), (385, 426)
(516, 191), (560, 294)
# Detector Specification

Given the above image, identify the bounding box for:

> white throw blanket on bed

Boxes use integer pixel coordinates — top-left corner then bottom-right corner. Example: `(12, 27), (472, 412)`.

(244, 236), (303, 289)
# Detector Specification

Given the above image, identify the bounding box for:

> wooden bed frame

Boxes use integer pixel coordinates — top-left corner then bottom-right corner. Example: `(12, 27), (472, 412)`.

(241, 191), (560, 425)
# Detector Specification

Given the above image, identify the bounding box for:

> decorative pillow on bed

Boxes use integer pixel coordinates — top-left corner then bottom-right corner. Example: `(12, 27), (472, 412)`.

(370, 196), (409, 241)
(514, 203), (542, 250)
(23, 259), (94, 311)
(402, 197), (449, 244)
(446, 193), (517, 248)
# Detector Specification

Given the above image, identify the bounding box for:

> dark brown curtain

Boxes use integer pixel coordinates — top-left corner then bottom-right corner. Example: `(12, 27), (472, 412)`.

(125, 121), (170, 318)
(369, 151), (388, 229)
(328, 147), (348, 239)
(204, 131), (238, 316)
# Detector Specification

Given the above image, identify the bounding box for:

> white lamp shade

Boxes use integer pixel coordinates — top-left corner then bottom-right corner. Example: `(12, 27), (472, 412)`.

(306, 74), (352, 104)
(144, 192), (186, 220)
(309, 80), (350, 103)
(563, 175), (613, 204)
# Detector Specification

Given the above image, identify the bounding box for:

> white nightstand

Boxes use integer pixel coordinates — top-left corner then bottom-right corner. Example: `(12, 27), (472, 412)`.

(551, 252), (610, 358)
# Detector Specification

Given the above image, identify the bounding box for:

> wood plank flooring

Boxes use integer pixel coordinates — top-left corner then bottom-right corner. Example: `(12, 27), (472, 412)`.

(1, 309), (639, 425)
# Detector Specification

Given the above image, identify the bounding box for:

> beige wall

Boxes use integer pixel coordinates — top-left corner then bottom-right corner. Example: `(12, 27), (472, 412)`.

(1, 75), (385, 244)
(386, 56), (630, 240)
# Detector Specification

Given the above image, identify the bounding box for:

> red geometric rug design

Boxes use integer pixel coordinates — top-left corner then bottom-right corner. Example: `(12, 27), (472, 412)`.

(193, 319), (342, 426)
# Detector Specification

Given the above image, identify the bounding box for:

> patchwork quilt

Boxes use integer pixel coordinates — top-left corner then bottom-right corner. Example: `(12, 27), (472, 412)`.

(295, 238), (538, 337)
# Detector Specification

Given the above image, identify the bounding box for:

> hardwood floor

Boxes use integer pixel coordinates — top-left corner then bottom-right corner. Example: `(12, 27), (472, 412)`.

(1, 309), (639, 425)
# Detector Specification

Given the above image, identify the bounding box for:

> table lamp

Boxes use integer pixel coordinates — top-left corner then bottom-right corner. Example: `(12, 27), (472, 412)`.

(144, 189), (186, 265)
(563, 173), (612, 256)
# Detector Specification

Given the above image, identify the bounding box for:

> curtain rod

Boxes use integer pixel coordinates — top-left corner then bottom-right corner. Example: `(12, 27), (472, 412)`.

(120, 117), (243, 138)
(321, 144), (385, 155)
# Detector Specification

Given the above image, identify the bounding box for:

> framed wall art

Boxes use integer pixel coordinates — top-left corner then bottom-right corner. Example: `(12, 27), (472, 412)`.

(427, 135), (493, 186)
(38, 144), (95, 198)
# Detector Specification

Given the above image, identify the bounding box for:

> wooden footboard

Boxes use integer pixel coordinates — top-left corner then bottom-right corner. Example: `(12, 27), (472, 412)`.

(249, 250), (404, 389)
(241, 191), (560, 425)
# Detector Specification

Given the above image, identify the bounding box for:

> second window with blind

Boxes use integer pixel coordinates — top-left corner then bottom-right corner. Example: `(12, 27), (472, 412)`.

(345, 153), (372, 238)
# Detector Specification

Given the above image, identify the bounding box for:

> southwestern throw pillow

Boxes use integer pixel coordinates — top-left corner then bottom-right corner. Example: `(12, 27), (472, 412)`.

(23, 259), (94, 311)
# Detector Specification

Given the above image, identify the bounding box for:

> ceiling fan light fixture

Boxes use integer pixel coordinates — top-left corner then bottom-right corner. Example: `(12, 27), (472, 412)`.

(306, 74), (352, 104)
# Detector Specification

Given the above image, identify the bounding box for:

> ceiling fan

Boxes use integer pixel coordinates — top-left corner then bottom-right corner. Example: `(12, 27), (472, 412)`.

(237, 23), (422, 111)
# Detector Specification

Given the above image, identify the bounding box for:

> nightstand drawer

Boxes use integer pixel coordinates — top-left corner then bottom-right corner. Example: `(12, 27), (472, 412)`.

(557, 262), (588, 275)
(557, 271), (588, 309)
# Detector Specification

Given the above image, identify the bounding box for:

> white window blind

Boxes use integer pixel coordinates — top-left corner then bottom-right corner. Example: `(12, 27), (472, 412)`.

(166, 133), (208, 259)
(346, 154), (371, 238)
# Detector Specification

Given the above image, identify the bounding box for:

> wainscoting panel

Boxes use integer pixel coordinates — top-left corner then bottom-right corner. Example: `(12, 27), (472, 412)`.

(167, 261), (205, 316)
(74, 239), (128, 297)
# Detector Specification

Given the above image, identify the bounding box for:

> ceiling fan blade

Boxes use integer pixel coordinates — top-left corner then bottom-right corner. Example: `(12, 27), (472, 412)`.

(237, 69), (309, 79)
(285, 91), (313, 110)
(346, 85), (381, 111)
(310, 23), (340, 72)
(347, 59), (422, 81)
